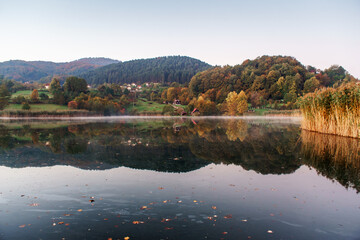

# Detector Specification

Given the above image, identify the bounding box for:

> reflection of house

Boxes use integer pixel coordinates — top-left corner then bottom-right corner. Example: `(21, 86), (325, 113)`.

(173, 99), (181, 105)
(191, 108), (200, 116)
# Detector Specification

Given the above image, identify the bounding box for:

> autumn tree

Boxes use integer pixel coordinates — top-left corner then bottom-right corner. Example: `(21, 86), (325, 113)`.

(225, 91), (248, 115)
(30, 89), (39, 102)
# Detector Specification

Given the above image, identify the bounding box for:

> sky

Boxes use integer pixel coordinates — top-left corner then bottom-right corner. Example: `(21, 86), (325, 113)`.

(0, 0), (359, 77)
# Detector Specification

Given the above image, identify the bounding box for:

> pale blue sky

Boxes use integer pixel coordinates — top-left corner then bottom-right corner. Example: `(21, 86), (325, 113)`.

(0, 0), (359, 77)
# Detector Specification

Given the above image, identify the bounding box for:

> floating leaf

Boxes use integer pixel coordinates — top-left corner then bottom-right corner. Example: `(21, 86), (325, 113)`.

(164, 227), (173, 230)
(158, 187), (164, 190)
(211, 206), (217, 210)
(140, 206), (147, 210)
(267, 230), (273, 233)
(19, 225), (26, 228)
(58, 222), (64, 225)
(132, 221), (144, 224)
(124, 237), (130, 240)
(224, 214), (232, 219)
(77, 209), (83, 212)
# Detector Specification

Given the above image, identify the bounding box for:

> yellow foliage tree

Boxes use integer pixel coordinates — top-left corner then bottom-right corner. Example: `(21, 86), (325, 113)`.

(30, 89), (39, 102)
(225, 91), (248, 115)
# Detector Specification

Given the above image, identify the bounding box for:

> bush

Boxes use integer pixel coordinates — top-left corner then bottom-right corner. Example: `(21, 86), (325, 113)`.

(22, 102), (31, 110)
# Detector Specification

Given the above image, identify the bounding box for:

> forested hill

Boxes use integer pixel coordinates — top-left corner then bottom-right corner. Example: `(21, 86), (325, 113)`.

(79, 56), (212, 85)
(189, 55), (357, 103)
(0, 57), (119, 82)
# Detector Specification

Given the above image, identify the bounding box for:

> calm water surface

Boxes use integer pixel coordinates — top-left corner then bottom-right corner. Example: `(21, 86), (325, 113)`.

(0, 117), (359, 240)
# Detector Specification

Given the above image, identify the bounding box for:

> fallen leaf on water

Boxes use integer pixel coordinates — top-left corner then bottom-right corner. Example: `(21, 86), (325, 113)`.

(177, 200), (182, 203)
(222, 232), (228, 235)
(104, 218), (108, 221)
(267, 230), (273, 233)
(229, 184), (235, 187)
(158, 187), (164, 190)
(132, 221), (144, 224)
(58, 222), (64, 225)
(163, 200), (169, 203)
(19, 225), (26, 228)
(270, 213), (275, 216)
(29, 203), (39, 207)
(89, 200), (95, 203)
(224, 214), (232, 219)
(193, 200), (198, 203)
(161, 218), (171, 222)
(63, 214), (72, 217)
(241, 219), (248, 222)
(108, 238), (112, 240)
(52, 223), (56, 226)
(65, 223), (70, 226)
(211, 206), (217, 210)
(164, 227), (173, 230)
(77, 209), (83, 212)
(124, 237), (130, 240)
(140, 206), (148, 210)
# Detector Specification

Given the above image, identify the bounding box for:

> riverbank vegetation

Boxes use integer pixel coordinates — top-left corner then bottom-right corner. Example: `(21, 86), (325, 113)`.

(299, 83), (360, 138)
(0, 55), (359, 117)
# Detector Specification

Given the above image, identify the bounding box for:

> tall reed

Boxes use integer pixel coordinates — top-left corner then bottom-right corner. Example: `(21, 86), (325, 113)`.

(298, 83), (360, 138)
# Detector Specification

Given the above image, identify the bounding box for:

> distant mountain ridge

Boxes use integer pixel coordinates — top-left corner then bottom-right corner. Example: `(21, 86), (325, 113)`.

(79, 56), (212, 85)
(0, 57), (120, 82)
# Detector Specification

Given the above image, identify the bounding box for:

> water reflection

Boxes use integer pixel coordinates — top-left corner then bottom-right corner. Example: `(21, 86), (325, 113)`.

(301, 130), (360, 192)
(0, 118), (359, 240)
(0, 118), (359, 191)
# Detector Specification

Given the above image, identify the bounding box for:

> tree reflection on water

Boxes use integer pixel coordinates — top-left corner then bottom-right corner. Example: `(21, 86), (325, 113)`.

(0, 118), (358, 192)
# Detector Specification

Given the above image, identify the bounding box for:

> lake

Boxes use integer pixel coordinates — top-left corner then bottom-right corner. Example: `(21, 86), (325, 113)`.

(0, 117), (359, 239)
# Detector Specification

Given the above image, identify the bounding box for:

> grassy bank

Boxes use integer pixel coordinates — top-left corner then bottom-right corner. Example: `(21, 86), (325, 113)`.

(11, 90), (52, 99)
(298, 83), (360, 138)
(5, 104), (68, 111)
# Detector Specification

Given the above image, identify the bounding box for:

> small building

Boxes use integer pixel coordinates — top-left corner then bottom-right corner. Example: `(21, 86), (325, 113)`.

(173, 99), (181, 105)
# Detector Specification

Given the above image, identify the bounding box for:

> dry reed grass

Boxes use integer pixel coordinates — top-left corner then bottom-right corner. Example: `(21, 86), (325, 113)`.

(298, 83), (360, 138)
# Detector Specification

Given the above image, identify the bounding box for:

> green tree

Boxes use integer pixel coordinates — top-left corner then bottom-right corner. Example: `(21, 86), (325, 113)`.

(22, 102), (31, 110)
(303, 77), (320, 93)
(0, 85), (11, 110)
(63, 76), (88, 101)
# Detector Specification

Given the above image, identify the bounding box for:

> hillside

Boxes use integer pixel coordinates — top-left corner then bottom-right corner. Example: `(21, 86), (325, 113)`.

(189, 55), (357, 104)
(0, 57), (120, 82)
(79, 56), (212, 85)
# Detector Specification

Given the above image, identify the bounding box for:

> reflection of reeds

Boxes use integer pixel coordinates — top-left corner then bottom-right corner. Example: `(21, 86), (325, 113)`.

(298, 83), (360, 138)
(301, 130), (360, 192)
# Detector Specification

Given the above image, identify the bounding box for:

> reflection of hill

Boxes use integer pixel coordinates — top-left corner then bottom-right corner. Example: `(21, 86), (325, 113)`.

(188, 122), (302, 174)
(301, 130), (360, 192)
(0, 120), (304, 174)
(0, 123), (209, 172)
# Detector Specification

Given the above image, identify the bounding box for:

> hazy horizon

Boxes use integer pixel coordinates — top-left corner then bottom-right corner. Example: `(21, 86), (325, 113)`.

(0, 0), (359, 77)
